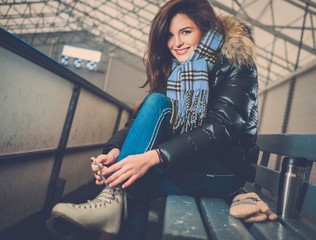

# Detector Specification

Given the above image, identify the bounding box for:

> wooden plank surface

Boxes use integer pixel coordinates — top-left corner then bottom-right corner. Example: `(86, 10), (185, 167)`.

(248, 220), (301, 240)
(162, 195), (208, 240)
(199, 198), (255, 240)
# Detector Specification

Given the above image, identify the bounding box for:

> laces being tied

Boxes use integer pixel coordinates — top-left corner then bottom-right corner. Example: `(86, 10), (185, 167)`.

(77, 157), (119, 208)
(73, 186), (120, 209)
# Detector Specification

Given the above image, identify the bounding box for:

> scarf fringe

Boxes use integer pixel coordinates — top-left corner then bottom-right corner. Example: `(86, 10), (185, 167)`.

(170, 90), (208, 134)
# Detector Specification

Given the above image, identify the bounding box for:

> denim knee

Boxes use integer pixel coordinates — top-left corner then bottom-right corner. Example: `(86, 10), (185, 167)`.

(142, 92), (171, 111)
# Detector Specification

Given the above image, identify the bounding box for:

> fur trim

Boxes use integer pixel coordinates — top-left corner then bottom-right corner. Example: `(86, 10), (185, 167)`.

(220, 15), (256, 67)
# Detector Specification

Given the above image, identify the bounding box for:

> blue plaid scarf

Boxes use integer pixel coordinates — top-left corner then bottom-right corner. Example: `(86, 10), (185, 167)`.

(167, 29), (224, 133)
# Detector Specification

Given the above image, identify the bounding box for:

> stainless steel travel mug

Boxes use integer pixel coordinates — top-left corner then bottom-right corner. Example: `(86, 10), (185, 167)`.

(277, 157), (307, 218)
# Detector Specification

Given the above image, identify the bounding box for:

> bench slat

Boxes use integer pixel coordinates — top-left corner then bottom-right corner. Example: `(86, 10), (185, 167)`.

(257, 134), (316, 160)
(249, 221), (301, 240)
(162, 195), (208, 240)
(281, 217), (316, 240)
(199, 198), (255, 240)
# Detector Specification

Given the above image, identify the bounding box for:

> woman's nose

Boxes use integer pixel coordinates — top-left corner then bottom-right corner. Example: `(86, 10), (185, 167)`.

(174, 36), (183, 47)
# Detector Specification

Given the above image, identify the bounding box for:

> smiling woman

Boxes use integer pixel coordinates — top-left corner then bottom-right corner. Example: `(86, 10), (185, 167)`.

(167, 14), (203, 62)
(50, 0), (259, 239)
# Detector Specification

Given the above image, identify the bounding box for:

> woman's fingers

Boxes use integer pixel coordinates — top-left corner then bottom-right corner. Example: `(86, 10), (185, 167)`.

(95, 179), (105, 185)
(94, 172), (102, 180)
(91, 157), (103, 172)
(107, 171), (131, 188)
(104, 165), (126, 185)
(106, 171), (138, 189)
(102, 161), (123, 176)
(104, 161), (143, 188)
(122, 175), (138, 189)
(91, 163), (99, 173)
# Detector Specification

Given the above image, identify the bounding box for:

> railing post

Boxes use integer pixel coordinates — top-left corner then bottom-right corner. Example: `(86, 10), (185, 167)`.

(44, 84), (81, 211)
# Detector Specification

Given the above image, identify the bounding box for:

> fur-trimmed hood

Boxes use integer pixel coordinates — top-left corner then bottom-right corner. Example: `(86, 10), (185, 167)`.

(220, 15), (256, 67)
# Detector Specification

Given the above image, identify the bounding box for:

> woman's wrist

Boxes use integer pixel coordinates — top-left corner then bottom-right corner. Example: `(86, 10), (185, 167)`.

(154, 149), (167, 168)
(144, 149), (160, 167)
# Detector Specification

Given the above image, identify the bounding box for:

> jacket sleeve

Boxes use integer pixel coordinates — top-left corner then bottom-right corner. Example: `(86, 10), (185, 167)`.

(157, 59), (258, 171)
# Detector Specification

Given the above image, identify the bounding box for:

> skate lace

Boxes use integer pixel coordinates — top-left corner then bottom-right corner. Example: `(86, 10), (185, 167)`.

(75, 187), (120, 209)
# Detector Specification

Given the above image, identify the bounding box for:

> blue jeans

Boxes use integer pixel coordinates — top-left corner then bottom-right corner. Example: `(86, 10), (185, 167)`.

(116, 93), (244, 240)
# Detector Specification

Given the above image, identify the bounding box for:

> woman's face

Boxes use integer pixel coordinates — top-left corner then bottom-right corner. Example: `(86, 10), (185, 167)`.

(168, 13), (203, 62)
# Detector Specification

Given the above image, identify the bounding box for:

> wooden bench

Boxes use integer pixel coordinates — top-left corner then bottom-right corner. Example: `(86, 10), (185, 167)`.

(162, 134), (316, 240)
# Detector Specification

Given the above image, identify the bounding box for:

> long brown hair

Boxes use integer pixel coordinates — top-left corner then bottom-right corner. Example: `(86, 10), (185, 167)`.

(143, 0), (225, 93)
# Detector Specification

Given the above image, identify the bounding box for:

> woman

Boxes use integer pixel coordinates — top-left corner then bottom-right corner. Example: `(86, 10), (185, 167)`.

(52, 0), (259, 239)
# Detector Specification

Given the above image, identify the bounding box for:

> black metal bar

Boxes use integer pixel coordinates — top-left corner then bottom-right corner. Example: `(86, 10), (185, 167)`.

(281, 77), (296, 133)
(260, 151), (271, 167)
(112, 107), (123, 136)
(0, 149), (59, 165)
(258, 91), (267, 133)
(44, 84), (81, 210)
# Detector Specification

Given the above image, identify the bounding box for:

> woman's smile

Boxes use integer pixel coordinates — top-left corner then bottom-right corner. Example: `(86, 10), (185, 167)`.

(174, 47), (190, 55)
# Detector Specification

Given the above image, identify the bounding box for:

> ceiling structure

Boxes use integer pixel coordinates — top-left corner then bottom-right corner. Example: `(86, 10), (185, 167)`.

(1, 0), (315, 90)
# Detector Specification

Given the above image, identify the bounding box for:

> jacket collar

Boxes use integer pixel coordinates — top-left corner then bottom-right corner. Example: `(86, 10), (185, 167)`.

(220, 15), (256, 67)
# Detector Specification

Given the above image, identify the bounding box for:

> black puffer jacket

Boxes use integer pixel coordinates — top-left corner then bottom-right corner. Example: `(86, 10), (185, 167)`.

(102, 16), (259, 182)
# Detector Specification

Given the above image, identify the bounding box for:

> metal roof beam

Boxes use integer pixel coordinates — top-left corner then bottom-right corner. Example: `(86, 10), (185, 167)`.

(0, 0), (47, 6)
(209, 0), (316, 55)
(57, 1), (147, 45)
(298, 0), (316, 9)
(286, 0), (316, 16)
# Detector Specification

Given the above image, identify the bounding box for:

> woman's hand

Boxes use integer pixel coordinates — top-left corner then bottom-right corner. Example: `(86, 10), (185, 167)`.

(91, 148), (120, 185)
(102, 150), (160, 189)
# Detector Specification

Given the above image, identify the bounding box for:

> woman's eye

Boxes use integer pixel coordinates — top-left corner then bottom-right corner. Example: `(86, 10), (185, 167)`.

(182, 30), (191, 35)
